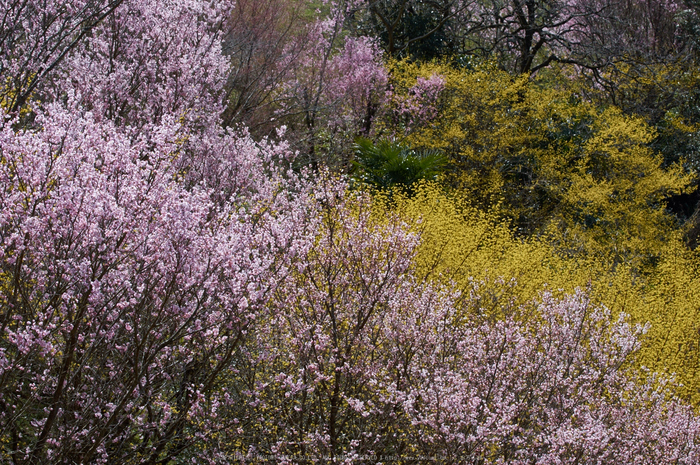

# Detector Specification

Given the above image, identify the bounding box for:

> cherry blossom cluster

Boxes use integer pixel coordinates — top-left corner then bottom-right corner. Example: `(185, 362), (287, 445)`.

(393, 73), (446, 133)
(0, 100), (322, 463)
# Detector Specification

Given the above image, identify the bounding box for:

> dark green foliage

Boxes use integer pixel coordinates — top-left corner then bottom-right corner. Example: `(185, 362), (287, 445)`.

(352, 137), (447, 193)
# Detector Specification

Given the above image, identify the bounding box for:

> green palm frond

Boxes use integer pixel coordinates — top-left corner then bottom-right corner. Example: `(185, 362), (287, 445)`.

(352, 137), (447, 193)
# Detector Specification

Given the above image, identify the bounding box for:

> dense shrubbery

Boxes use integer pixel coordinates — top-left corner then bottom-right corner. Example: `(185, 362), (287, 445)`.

(390, 183), (700, 403)
(2, 0), (700, 463)
(385, 60), (692, 267)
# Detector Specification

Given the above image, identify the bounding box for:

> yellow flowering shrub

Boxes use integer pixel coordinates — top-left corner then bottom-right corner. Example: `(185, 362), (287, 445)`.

(383, 182), (700, 404)
(0, 75), (38, 118)
(383, 60), (694, 272)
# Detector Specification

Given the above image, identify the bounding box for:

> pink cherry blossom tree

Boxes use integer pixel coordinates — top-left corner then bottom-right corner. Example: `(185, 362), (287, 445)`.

(55, 0), (232, 133)
(214, 183), (700, 463)
(213, 182), (444, 462)
(396, 289), (700, 463)
(0, 0), (125, 116)
(390, 72), (446, 135)
(0, 100), (321, 464)
(0, 2), (320, 461)
(273, 2), (389, 171)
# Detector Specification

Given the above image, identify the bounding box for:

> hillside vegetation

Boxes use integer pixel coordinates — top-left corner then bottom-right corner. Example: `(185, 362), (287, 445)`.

(2, 0), (700, 463)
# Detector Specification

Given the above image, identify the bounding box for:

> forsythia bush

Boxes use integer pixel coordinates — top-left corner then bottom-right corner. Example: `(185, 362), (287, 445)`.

(390, 182), (700, 403)
(385, 60), (693, 270)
